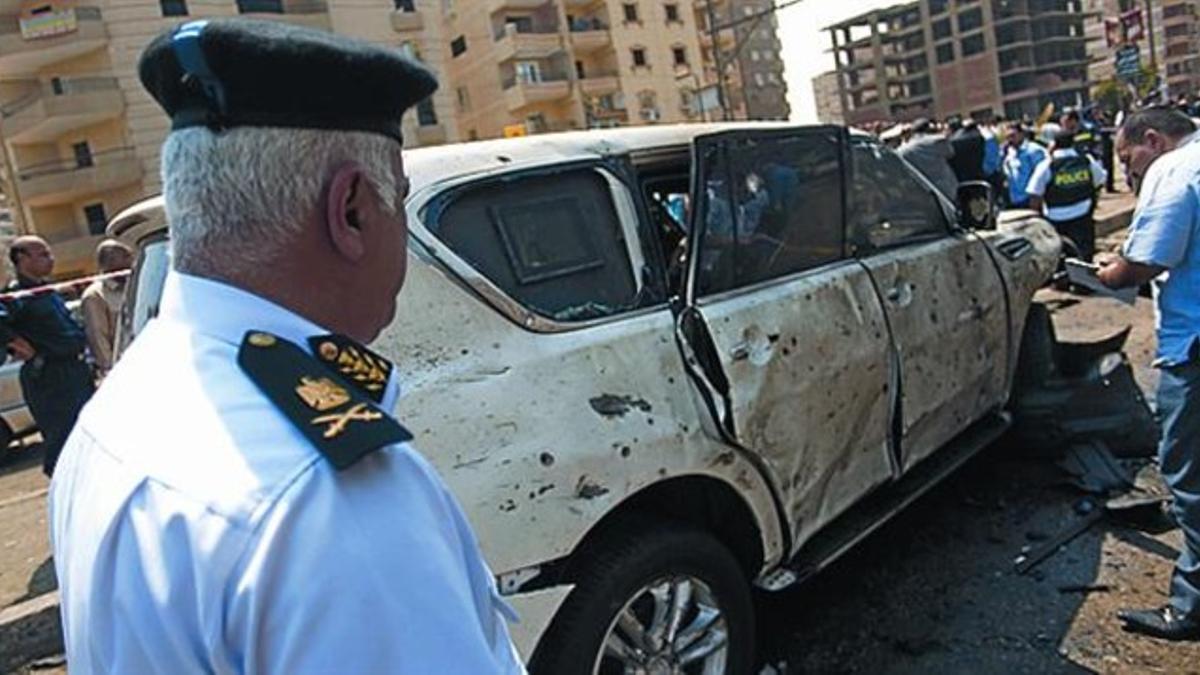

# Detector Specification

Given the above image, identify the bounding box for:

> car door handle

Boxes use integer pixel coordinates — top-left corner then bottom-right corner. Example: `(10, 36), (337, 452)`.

(729, 343), (750, 361)
(885, 287), (902, 302)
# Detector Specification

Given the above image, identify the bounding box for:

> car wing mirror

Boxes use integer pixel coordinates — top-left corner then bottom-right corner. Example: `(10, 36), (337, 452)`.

(957, 181), (995, 231)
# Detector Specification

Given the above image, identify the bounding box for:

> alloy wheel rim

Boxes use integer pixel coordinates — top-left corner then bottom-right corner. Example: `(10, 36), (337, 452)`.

(592, 574), (729, 675)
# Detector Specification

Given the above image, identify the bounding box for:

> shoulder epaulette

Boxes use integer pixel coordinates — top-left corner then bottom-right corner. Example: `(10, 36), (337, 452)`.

(237, 331), (412, 470)
(307, 333), (392, 404)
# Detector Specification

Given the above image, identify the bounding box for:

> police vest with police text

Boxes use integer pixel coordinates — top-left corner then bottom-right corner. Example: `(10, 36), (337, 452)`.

(1044, 154), (1095, 210)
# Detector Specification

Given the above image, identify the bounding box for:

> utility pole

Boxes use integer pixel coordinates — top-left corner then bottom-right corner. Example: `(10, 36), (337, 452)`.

(1143, 0), (1157, 72)
(703, 0), (732, 121)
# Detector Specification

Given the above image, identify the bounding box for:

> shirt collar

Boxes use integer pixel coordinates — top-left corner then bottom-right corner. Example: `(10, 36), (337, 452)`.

(158, 271), (403, 409)
(1179, 130), (1200, 148)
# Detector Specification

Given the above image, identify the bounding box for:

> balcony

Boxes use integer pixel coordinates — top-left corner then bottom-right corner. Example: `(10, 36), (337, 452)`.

(579, 71), (620, 96)
(413, 123), (447, 146)
(494, 23), (564, 61)
(0, 7), (107, 78)
(391, 9), (423, 31)
(17, 146), (142, 208)
(236, 0), (330, 30)
(488, 0), (551, 12)
(502, 73), (571, 112)
(0, 77), (124, 144)
(568, 19), (610, 53)
(563, 0), (602, 7)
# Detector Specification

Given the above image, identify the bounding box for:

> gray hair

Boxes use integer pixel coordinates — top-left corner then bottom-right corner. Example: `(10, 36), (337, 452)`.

(161, 127), (403, 274)
(1119, 108), (1197, 145)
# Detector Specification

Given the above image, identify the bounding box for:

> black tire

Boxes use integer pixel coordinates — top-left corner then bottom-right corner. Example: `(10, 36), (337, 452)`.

(1014, 303), (1056, 392)
(530, 518), (755, 675)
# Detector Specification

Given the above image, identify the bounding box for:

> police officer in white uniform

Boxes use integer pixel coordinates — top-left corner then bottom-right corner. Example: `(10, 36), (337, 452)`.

(49, 19), (524, 673)
(1026, 128), (1108, 261)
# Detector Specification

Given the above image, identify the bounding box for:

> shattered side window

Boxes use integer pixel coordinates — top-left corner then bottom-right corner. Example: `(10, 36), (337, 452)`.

(425, 168), (654, 322)
(848, 138), (949, 253)
(696, 131), (845, 296)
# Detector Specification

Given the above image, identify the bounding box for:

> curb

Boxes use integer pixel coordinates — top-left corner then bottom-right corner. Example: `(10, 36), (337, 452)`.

(0, 592), (62, 673)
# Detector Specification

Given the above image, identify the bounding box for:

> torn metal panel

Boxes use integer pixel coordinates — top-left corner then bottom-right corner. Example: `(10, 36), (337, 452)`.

(692, 261), (895, 546)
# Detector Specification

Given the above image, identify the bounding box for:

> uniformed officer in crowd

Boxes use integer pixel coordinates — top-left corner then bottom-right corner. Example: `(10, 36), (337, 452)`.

(49, 19), (524, 672)
(1099, 107), (1200, 641)
(1025, 129), (1108, 261)
(2, 236), (94, 476)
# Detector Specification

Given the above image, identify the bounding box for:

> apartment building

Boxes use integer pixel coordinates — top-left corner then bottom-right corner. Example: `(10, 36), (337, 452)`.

(1086, 0), (1200, 99)
(812, 69), (844, 123)
(0, 0), (787, 277)
(827, 0), (1094, 127)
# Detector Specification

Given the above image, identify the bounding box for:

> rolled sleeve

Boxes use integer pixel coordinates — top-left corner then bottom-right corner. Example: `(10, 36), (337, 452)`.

(1026, 159), (1051, 197)
(1123, 164), (1198, 269)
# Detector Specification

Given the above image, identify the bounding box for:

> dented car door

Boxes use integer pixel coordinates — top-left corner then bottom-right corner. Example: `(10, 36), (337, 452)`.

(676, 128), (897, 547)
(848, 136), (1009, 471)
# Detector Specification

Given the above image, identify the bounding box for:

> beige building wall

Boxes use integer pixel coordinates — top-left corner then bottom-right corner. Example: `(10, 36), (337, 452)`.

(0, 0), (788, 276)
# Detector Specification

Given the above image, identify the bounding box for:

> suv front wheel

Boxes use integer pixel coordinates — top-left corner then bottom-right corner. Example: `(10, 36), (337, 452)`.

(530, 518), (755, 675)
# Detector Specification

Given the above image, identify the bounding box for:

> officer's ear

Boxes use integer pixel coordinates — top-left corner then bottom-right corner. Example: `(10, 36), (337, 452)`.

(324, 163), (368, 263)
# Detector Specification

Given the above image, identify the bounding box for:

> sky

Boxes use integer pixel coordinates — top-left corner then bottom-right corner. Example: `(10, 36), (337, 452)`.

(778, 0), (898, 122)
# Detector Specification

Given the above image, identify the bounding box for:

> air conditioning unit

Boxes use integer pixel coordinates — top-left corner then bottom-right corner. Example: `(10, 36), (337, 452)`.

(640, 108), (661, 121)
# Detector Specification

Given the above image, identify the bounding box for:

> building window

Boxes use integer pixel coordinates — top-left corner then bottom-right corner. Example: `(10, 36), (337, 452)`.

(456, 86), (471, 112)
(753, 72), (765, 86)
(50, 77), (64, 95)
(622, 2), (639, 23)
(72, 142), (93, 168)
(160, 0), (188, 16)
(957, 7), (982, 32)
(750, 50), (760, 61)
(416, 98), (438, 126)
(84, 203), (107, 236)
(450, 35), (467, 57)
(932, 17), (950, 39)
(665, 2), (680, 23)
(936, 42), (954, 63)
(961, 33), (985, 56)
(672, 46), (687, 66)
(468, 129), (479, 141)
(516, 61), (542, 83)
(394, 0), (415, 9)
(237, 0), (283, 12)
(631, 47), (648, 67)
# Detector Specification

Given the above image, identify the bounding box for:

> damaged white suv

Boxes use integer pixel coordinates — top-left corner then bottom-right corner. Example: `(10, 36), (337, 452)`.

(111, 124), (1060, 673)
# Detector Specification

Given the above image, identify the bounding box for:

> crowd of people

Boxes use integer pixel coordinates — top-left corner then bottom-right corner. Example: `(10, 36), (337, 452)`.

(883, 107), (1117, 260)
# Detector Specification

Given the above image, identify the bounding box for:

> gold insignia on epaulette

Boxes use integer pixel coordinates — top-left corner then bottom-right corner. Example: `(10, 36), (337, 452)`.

(295, 376), (351, 412)
(312, 402), (384, 439)
(321, 344), (388, 393)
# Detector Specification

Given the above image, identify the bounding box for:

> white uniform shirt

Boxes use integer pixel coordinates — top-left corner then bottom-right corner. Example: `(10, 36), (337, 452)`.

(50, 271), (525, 674)
(1026, 147), (1108, 221)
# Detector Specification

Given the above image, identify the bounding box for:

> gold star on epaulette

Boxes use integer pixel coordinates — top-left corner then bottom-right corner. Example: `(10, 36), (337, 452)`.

(309, 334), (393, 404)
(239, 331), (412, 470)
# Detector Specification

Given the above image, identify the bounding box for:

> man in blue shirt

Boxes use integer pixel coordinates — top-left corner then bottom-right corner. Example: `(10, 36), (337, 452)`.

(2, 236), (93, 477)
(1002, 123), (1047, 208)
(1100, 107), (1200, 641)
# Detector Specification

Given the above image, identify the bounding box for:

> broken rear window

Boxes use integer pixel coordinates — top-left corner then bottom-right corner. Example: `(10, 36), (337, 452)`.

(423, 167), (653, 323)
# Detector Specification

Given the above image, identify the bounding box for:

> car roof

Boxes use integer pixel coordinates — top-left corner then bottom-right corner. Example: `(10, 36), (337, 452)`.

(108, 122), (862, 239)
(403, 122), (868, 191)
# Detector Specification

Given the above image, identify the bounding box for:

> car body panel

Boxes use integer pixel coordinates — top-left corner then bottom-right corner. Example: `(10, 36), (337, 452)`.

(690, 261), (895, 547)
(859, 234), (1009, 471)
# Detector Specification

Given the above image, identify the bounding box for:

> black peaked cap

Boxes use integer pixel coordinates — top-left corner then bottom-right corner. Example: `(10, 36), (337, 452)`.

(138, 18), (438, 143)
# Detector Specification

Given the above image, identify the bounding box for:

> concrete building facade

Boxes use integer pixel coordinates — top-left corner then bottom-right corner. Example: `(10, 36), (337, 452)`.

(812, 69), (844, 123)
(0, 0), (787, 277)
(827, 0), (1094, 127)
